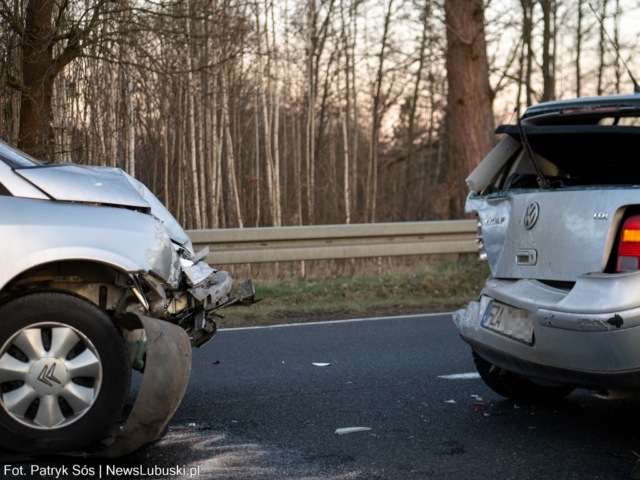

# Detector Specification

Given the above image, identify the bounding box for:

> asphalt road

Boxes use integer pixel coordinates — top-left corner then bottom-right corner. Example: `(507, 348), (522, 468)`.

(3, 313), (640, 479)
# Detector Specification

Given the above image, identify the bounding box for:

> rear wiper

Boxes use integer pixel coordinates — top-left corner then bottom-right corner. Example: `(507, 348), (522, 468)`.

(517, 119), (551, 189)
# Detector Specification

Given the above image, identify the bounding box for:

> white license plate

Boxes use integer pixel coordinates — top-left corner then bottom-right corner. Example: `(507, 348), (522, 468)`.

(480, 299), (534, 345)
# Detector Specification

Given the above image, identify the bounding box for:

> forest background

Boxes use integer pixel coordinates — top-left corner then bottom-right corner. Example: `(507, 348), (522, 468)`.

(2, 0), (638, 230)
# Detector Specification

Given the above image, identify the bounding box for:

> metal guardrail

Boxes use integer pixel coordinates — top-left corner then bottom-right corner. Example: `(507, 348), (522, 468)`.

(187, 220), (478, 265)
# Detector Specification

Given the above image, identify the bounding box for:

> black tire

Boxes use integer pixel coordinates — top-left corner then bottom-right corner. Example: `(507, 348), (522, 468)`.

(473, 350), (574, 403)
(0, 291), (130, 454)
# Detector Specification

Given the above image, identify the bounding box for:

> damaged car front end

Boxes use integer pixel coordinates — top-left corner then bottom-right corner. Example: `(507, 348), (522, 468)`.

(0, 139), (257, 456)
(453, 94), (640, 402)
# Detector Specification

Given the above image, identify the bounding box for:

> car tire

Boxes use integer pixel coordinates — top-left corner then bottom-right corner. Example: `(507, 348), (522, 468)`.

(473, 350), (574, 403)
(0, 291), (130, 454)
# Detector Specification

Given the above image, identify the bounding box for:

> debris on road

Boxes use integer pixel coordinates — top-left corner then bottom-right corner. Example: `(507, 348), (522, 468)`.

(313, 363), (332, 367)
(438, 373), (481, 379)
(445, 400), (456, 403)
(335, 427), (372, 435)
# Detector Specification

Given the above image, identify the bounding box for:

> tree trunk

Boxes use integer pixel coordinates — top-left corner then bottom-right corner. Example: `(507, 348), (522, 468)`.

(271, 0), (282, 226)
(295, 109), (303, 226)
(597, 0), (609, 96)
(516, 31), (525, 115)
(614, 0), (621, 93)
(339, 53), (351, 225)
(351, 0), (358, 220)
(108, 60), (118, 168)
(444, 0), (495, 204)
(255, 91), (261, 227)
(405, 2), (429, 219)
(306, 0), (316, 224)
(126, 80), (136, 177)
(576, 0), (583, 97)
(210, 52), (220, 229)
(17, 0), (57, 158)
(255, 1), (277, 226)
(196, 16), (208, 229)
(221, 68), (244, 228)
(163, 96), (170, 207)
(365, 0), (393, 223)
(519, 0), (534, 106)
(186, 3), (202, 229)
(540, 0), (554, 102)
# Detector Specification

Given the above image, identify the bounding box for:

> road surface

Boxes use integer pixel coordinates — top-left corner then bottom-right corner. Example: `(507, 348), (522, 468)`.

(2, 314), (639, 479)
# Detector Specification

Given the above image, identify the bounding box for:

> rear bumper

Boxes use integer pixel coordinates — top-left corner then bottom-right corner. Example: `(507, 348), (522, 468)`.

(454, 272), (640, 389)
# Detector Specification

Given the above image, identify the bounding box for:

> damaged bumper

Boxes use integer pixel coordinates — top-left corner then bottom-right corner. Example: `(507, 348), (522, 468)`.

(453, 272), (640, 389)
(101, 244), (260, 456)
(94, 316), (192, 458)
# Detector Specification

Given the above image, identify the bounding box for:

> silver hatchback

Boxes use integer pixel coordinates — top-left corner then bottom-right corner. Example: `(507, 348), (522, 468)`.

(0, 140), (256, 456)
(454, 93), (640, 402)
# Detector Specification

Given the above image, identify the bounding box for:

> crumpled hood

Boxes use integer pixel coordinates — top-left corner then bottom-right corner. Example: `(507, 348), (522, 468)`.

(14, 163), (192, 250)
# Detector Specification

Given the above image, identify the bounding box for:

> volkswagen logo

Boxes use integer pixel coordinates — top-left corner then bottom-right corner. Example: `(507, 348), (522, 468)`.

(523, 202), (539, 230)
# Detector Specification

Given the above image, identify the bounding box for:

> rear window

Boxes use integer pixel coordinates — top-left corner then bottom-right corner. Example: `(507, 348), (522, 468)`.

(0, 140), (44, 168)
(489, 110), (640, 191)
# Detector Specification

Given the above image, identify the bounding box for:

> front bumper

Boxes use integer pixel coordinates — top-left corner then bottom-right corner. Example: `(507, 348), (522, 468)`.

(454, 272), (640, 389)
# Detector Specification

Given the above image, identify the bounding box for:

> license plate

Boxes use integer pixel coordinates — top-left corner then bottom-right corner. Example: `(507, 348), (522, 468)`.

(480, 298), (534, 345)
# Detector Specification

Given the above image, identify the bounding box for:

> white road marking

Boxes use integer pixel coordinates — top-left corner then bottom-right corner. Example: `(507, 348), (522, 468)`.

(218, 312), (452, 332)
(438, 373), (481, 380)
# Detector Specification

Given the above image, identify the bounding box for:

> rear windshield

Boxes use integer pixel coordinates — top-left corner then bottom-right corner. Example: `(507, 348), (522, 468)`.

(0, 140), (44, 168)
(489, 110), (640, 191)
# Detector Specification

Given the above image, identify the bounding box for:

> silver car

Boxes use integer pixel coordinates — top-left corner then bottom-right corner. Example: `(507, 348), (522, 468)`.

(0, 140), (255, 456)
(454, 93), (640, 402)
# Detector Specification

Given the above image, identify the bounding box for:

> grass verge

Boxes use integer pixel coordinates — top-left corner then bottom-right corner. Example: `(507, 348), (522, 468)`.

(218, 256), (490, 328)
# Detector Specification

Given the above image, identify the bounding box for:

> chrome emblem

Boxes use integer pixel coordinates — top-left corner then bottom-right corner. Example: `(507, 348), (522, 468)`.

(594, 212), (609, 220)
(523, 202), (539, 230)
(484, 217), (505, 225)
(37, 363), (62, 387)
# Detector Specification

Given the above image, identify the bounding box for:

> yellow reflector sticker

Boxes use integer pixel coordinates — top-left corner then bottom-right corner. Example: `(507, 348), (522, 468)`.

(623, 229), (640, 243)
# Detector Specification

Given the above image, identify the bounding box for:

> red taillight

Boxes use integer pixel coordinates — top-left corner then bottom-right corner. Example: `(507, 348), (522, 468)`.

(617, 216), (640, 272)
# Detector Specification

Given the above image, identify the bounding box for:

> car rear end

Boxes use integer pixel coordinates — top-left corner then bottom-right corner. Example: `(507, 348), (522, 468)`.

(454, 94), (640, 396)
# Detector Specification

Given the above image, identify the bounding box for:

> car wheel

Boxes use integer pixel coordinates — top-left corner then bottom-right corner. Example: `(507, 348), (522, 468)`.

(473, 350), (574, 403)
(0, 291), (130, 454)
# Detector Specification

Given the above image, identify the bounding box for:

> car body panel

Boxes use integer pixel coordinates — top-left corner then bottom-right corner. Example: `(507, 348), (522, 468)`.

(14, 164), (151, 210)
(0, 196), (181, 291)
(469, 189), (640, 281)
(0, 158), (50, 199)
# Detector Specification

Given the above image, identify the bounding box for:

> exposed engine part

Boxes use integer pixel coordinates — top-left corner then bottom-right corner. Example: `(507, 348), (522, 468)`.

(188, 310), (218, 348)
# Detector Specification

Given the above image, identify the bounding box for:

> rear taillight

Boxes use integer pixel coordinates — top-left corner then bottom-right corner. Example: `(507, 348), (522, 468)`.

(617, 216), (640, 272)
(476, 216), (487, 261)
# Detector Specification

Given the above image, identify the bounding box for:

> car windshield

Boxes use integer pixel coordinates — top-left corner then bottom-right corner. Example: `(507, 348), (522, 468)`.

(0, 140), (45, 168)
